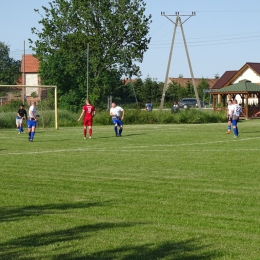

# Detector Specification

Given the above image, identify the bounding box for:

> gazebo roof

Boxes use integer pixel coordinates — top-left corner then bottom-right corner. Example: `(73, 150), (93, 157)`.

(211, 80), (260, 94)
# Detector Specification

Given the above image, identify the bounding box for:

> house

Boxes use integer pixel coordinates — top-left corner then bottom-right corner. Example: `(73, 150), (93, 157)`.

(211, 62), (260, 105)
(20, 54), (42, 103)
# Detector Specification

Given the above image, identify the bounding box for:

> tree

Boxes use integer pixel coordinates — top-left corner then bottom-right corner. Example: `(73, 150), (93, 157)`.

(0, 42), (21, 85)
(30, 0), (152, 109)
(197, 78), (210, 101)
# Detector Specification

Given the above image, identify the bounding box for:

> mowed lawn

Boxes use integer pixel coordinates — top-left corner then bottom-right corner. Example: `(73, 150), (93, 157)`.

(0, 121), (259, 260)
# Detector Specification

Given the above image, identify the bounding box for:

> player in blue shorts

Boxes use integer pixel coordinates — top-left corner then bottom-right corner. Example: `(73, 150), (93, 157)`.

(27, 102), (38, 142)
(109, 102), (125, 137)
(230, 99), (241, 138)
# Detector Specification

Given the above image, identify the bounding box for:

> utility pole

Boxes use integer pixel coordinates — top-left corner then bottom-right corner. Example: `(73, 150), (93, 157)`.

(159, 11), (201, 110)
(86, 43), (89, 99)
(23, 41), (26, 104)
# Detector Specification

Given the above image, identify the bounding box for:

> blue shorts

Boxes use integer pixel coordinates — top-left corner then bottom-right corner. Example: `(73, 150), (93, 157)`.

(27, 119), (37, 128)
(112, 117), (123, 126)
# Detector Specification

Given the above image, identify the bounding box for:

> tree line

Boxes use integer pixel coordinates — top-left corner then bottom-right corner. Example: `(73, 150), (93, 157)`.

(0, 0), (211, 110)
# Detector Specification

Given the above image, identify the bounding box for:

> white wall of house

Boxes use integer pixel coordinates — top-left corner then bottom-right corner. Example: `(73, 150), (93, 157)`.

(233, 67), (260, 84)
(25, 73), (38, 96)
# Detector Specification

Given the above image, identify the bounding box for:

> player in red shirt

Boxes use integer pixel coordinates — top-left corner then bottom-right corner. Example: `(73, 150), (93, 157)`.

(78, 99), (96, 139)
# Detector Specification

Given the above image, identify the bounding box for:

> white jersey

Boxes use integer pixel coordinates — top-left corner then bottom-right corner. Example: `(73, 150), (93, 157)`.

(110, 106), (123, 118)
(227, 104), (233, 115)
(28, 105), (36, 119)
(232, 104), (241, 117)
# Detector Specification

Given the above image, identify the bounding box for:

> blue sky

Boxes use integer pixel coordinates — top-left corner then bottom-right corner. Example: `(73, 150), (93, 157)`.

(1, 0), (260, 82)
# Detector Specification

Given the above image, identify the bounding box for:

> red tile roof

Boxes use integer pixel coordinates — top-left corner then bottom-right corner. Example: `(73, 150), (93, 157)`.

(169, 77), (218, 88)
(20, 54), (39, 73)
(211, 71), (237, 89)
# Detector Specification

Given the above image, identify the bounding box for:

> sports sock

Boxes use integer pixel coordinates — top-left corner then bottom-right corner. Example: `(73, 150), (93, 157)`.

(114, 126), (118, 135)
(28, 132), (31, 139)
(227, 125), (231, 131)
(89, 128), (92, 137)
(84, 129), (87, 137)
(236, 127), (239, 135)
(119, 128), (122, 135)
(19, 126), (22, 132)
(233, 127), (237, 136)
(31, 131), (35, 140)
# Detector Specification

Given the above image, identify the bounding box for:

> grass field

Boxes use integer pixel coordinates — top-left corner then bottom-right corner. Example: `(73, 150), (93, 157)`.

(0, 121), (260, 260)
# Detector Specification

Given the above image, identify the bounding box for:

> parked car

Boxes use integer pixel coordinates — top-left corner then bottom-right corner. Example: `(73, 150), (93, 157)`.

(178, 98), (206, 109)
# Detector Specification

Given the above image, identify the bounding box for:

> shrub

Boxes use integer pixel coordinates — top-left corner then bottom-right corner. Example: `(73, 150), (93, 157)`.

(0, 108), (226, 129)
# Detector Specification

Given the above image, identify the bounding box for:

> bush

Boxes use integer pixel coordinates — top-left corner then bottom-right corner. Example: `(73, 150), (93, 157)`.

(0, 108), (227, 129)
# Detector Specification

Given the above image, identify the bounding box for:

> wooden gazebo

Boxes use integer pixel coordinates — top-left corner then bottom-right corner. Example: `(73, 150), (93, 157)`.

(211, 80), (260, 119)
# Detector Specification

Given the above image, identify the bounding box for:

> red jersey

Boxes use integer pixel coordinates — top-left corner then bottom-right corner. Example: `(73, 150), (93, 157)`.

(83, 104), (95, 119)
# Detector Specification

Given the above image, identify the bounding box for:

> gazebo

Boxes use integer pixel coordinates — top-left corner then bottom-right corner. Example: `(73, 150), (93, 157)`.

(211, 80), (260, 119)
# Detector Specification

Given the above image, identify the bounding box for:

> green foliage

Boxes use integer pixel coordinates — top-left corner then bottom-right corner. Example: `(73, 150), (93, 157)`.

(30, 0), (152, 109)
(0, 108), (227, 129)
(0, 42), (21, 85)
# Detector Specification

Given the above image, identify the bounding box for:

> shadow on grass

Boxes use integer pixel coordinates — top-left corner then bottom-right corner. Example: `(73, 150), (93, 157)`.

(97, 133), (145, 139)
(0, 222), (144, 259)
(0, 201), (111, 222)
(54, 239), (219, 260)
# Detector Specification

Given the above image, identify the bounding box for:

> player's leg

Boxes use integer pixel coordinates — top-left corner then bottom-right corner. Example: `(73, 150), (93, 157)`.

(20, 118), (24, 133)
(16, 119), (20, 131)
(27, 120), (32, 141)
(83, 126), (87, 139)
(83, 118), (87, 139)
(112, 118), (119, 136)
(18, 119), (23, 133)
(118, 120), (123, 136)
(88, 126), (92, 138)
(232, 119), (238, 137)
(30, 121), (37, 141)
(226, 116), (231, 134)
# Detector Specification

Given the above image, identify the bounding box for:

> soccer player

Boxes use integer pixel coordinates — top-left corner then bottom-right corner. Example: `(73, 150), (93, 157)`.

(230, 99), (242, 138)
(226, 99), (233, 134)
(110, 102), (125, 137)
(27, 102), (38, 142)
(78, 99), (96, 139)
(16, 104), (27, 134)
(145, 100), (153, 111)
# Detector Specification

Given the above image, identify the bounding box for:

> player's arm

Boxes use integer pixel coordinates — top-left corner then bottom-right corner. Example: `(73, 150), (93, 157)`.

(78, 110), (85, 121)
(92, 109), (96, 117)
(121, 109), (125, 120)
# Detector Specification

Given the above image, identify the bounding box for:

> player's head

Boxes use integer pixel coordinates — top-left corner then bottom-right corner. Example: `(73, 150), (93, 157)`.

(233, 99), (237, 104)
(85, 99), (91, 104)
(20, 104), (24, 108)
(111, 102), (116, 108)
(228, 99), (232, 104)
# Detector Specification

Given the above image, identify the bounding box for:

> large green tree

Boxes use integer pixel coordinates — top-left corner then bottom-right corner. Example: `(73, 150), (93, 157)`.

(0, 42), (21, 85)
(30, 0), (152, 109)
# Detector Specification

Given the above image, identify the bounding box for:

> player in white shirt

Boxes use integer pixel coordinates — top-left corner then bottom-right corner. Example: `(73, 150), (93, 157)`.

(230, 99), (241, 138)
(27, 102), (38, 142)
(226, 99), (233, 134)
(109, 102), (125, 137)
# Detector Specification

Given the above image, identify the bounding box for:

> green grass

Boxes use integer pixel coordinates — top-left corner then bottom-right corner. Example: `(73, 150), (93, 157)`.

(0, 121), (260, 259)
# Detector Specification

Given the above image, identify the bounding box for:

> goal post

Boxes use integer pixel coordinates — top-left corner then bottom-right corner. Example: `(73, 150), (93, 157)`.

(0, 85), (58, 129)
